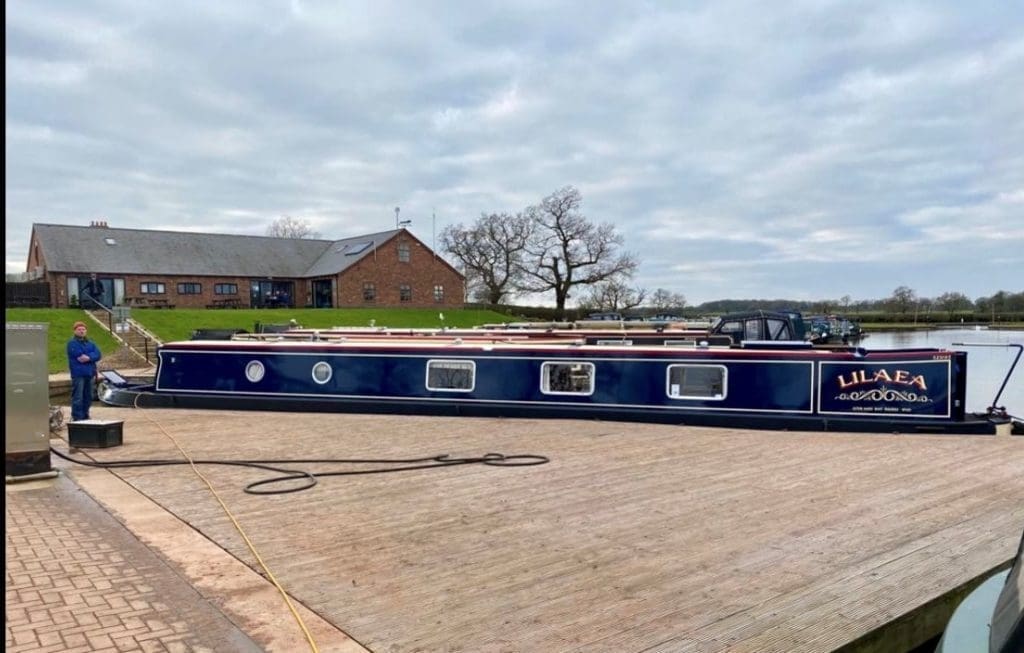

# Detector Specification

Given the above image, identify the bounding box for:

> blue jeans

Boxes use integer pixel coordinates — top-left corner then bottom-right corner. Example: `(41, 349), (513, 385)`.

(71, 376), (95, 421)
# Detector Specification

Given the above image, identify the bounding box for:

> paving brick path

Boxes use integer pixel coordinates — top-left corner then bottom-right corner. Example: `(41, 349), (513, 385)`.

(5, 474), (262, 653)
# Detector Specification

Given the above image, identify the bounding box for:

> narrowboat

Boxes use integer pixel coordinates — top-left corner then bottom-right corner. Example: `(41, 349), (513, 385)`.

(99, 333), (1022, 435)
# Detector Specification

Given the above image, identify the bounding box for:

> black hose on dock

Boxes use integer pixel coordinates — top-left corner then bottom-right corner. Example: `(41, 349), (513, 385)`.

(49, 448), (550, 495)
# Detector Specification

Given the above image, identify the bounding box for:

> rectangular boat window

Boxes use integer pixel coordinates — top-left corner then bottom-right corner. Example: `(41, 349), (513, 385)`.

(541, 362), (595, 395)
(744, 320), (761, 341)
(666, 365), (726, 400)
(595, 339), (632, 346)
(663, 340), (697, 347)
(717, 320), (743, 344)
(766, 318), (792, 340)
(426, 360), (475, 392)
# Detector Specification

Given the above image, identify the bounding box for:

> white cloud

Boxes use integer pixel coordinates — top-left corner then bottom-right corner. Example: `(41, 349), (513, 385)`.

(5, 0), (1023, 304)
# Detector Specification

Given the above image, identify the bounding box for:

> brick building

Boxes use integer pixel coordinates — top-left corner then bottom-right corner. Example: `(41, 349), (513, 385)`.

(25, 222), (465, 309)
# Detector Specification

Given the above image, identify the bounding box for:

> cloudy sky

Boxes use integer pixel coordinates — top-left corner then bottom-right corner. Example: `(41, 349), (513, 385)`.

(6, 0), (1023, 305)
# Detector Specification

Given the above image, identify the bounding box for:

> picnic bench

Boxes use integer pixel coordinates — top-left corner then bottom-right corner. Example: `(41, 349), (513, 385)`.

(207, 298), (243, 309)
(144, 298), (175, 309)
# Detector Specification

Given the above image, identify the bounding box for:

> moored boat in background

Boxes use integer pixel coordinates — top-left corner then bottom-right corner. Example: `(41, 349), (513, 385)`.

(806, 314), (866, 345)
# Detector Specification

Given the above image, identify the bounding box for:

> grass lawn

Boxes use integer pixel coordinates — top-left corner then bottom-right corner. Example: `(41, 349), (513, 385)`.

(5, 309), (124, 373)
(6, 307), (514, 372)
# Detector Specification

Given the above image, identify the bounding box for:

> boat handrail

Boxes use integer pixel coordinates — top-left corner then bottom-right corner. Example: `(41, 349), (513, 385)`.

(740, 340), (814, 350)
(953, 342), (1022, 415)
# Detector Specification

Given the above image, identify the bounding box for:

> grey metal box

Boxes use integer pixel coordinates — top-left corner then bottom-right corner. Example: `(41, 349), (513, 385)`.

(68, 420), (124, 448)
(5, 322), (51, 475)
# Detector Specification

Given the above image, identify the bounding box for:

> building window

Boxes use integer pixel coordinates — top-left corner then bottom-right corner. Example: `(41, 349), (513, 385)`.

(140, 282), (165, 294)
(426, 360), (475, 392)
(399, 284), (412, 302)
(363, 283), (376, 301)
(398, 242), (410, 263)
(541, 362), (595, 395)
(345, 241), (373, 255)
(666, 365), (726, 400)
(177, 283), (202, 295)
(215, 283), (238, 295)
(433, 285), (444, 302)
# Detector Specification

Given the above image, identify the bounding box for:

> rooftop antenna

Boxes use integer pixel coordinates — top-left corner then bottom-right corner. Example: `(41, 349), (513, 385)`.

(395, 206), (411, 229)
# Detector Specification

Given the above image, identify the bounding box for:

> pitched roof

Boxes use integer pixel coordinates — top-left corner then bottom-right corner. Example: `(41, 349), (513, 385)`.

(32, 224), (407, 277)
(303, 229), (404, 277)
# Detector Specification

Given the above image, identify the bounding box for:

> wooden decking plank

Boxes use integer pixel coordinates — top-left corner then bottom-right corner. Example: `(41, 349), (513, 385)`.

(68, 406), (1024, 652)
(625, 507), (1023, 653)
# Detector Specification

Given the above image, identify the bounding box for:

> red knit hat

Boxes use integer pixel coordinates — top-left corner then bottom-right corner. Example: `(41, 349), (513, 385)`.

(73, 321), (87, 330)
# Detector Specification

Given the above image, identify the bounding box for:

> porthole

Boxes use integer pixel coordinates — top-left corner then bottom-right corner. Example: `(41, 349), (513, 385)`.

(312, 361), (332, 385)
(245, 360), (265, 383)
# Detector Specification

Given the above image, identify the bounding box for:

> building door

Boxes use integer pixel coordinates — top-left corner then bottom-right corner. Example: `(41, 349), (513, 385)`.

(312, 280), (333, 308)
(251, 281), (268, 308)
(75, 275), (114, 309)
(251, 280), (295, 308)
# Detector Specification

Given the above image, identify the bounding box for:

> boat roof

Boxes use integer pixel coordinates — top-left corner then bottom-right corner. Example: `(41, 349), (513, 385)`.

(162, 336), (951, 360)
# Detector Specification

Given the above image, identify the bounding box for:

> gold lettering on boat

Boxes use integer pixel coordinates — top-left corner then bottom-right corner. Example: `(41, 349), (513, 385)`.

(836, 369), (927, 391)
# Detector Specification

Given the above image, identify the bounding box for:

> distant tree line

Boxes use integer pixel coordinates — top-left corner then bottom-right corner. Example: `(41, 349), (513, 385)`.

(660, 287), (1024, 322)
(474, 287), (1024, 323)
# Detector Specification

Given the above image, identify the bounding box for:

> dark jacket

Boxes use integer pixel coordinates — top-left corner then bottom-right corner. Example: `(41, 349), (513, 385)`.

(67, 337), (102, 378)
(82, 278), (103, 297)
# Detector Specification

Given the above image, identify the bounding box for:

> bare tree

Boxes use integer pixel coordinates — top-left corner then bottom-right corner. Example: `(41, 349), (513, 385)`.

(582, 279), (647, 312)
(650, 288), (687, 313)
(519, 186), (638, 317)
(937, 292), (971, 320)
(888, 286), (917, 317)
(440, 212), (532, 306)
(266, 215), (321, 239)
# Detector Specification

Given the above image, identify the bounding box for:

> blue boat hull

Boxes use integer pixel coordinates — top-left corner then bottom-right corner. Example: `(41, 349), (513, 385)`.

(98, 341), (1012, 434)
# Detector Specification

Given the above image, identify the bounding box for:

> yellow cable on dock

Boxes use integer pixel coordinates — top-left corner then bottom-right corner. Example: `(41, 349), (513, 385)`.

(131, 398), (320, 653)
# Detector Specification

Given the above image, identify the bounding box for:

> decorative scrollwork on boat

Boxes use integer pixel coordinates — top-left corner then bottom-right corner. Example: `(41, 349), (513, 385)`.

(835, 388), (932, 403)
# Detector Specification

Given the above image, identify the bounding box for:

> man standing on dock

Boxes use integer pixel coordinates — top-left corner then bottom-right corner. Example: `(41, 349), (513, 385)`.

(67, 321), (102, 421)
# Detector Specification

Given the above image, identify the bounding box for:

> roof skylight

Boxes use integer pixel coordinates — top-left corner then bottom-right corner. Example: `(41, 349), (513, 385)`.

(345, 241), (372, 255)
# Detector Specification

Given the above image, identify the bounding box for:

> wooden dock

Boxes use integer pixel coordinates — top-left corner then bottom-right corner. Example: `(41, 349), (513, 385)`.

(63, 406), (1024, 652)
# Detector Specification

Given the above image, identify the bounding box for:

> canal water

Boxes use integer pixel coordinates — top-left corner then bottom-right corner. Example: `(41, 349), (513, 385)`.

(864, 329), (1024, 415)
